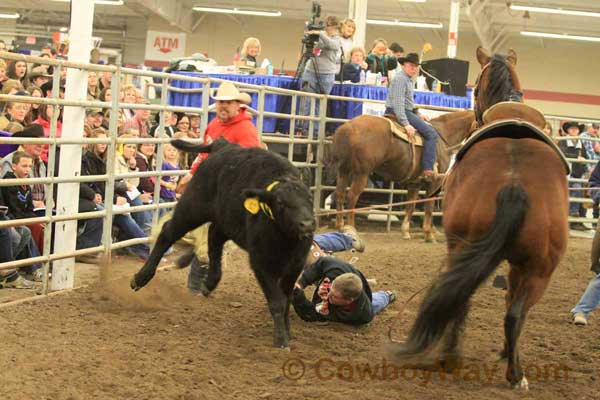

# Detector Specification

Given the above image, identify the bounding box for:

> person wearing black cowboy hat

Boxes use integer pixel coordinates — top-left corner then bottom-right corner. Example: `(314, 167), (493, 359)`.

(385, 52), (440, 179)
(41, 79), (65, 98)
(558, 121), (589, 230)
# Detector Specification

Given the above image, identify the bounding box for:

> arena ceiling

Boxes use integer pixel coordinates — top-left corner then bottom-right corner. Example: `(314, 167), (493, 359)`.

(0, 0), (599, 50)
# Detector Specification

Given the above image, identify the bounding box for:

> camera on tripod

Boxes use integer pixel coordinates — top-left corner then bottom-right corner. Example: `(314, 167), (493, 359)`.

(302, 2), (325, 50)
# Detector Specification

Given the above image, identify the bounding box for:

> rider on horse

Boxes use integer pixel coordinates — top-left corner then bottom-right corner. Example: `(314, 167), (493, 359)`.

(385, 52), (439, 178)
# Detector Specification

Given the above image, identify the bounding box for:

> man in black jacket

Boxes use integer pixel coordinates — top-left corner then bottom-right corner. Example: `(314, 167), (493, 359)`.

(292, 256), (396, 325)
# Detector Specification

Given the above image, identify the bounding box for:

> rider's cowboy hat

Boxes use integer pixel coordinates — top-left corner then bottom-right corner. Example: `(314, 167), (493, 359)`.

(211, 81), (252, 104)
(562, 121), (585, 134)
(399, 52), (421, 66)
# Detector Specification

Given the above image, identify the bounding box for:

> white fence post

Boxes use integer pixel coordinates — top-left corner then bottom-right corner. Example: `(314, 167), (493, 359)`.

(51, 0), (95, 291)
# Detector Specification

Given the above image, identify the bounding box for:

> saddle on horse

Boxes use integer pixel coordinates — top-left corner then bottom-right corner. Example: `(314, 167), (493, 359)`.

(455, 102), (570, 175)
(381, 115), (424, 146)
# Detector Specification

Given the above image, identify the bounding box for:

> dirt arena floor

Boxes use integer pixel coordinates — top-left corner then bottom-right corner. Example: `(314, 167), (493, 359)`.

(1, 224), (599, 400)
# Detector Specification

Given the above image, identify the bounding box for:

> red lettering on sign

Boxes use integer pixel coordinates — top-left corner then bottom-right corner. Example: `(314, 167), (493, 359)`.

(153, 36), (180, 54)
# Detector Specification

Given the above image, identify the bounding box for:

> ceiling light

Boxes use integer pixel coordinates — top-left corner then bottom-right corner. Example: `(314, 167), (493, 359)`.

(0, 12), (20, 19)
(367, 19), (443, 29)
(510, 4), (600, 18)
(521, 31), (600, 43)
(51, 0), (124, 5)
(398, 0), (427, 2)
(193, 7), (281, 17)
(59, 27), (68, 32)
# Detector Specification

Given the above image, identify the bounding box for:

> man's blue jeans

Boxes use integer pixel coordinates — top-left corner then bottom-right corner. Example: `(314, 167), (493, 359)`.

(406, 110), (439, 171)
(97, 204), (150, 259)
(372, 291), (392, 314)
(130, 196), (152, 233)
(76, 217), (103, 250)
(313, 232), (353, 253)
(571, 272), (600, 316)
(568, 181), (583, 216)
(299, 69), (335, 135)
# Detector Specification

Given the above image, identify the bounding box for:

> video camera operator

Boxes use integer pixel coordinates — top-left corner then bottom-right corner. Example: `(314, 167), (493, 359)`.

(297, 15), (341, 136)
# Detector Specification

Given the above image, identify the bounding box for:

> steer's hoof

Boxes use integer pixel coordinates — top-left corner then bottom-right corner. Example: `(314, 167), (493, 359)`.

(198, 280), (213, 297)
(511, 377), (529, 391)
(130, 276), (141, 291)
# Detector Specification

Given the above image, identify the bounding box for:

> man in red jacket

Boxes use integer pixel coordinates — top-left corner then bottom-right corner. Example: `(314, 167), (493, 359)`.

(188, 81), (260, 174)
(158, 82), (261, 294)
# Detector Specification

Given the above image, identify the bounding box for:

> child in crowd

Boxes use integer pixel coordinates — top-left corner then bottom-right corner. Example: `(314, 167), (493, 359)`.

(160, 143), (180, 206)
(1, 151), (45, 253)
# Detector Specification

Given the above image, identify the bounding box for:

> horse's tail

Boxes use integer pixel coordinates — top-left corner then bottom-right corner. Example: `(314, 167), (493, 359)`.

(388, 184), (529, 359)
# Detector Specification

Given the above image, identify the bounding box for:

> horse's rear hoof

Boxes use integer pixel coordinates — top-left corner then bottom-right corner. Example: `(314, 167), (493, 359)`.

(424, 236), (436, 243)
(511, 377), (529, 391)
(402, 233), (411, 240)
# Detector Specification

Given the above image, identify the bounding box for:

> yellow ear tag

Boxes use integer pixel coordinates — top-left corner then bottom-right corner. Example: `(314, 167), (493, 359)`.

(244, 197), (260, 214)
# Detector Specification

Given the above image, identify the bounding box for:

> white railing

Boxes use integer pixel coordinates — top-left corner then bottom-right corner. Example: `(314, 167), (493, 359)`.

(0, 50), (597, 298)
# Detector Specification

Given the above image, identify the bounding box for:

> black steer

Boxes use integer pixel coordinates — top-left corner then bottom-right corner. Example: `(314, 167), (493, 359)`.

(130, 138), (315, 347)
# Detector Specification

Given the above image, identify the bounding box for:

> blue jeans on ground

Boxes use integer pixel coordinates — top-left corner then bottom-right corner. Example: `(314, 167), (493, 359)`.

(406, 110), (439, 171)
(299, 69), (335, 135)
(372, 291), (392, 314)
(76, 217), (103, 250)
(313, 232), (353, 253)
(568, 181), (583, 216)
(571, 272), (600, 316)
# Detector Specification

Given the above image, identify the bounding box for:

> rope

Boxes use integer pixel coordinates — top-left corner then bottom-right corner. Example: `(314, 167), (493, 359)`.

(315, 196), (443, 217)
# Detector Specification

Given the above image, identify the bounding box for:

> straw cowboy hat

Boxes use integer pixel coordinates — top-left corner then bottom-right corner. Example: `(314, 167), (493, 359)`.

(28, 66), (52, 79)
(211, 81), (252, 104)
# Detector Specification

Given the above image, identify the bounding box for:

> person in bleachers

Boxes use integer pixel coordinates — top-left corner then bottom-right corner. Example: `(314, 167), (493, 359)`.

(120, 84), (138, 122)
(34, 104), (63, 163)
(27, 85), (43, 122)
(0, 59), (7, 91)
(389, 42), (405, 61)
(342, 47), (368, 83)
(558, 121), (588, 230)
(188, 113), (201, 138)
(366, 38), (397, 79)
(87, 71), (101, 100)
(6, 60), (28, 87)
(81, 128), (151, 260)
(1, 151), (45, 259)
(580, 123), (600, 166)
(176, 114), (190, 135)
(149, 110), (176, 137)
(26, 66), (51, 91)
(0, 92), (29, 131)
(85, 108), (104, 130)
(120, 98), (151, 137)
(98, 71), (111, 92)
(0, 189), (40, 288)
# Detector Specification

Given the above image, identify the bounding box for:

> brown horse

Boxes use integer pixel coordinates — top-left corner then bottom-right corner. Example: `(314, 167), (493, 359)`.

(387, 48), (569, 390)
(332, 110), (475, 241)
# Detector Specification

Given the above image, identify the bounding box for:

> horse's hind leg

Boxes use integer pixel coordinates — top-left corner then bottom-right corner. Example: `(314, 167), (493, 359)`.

(335, 173), (350, 230)
(346, 174), (368, 228)
(423, 197), (436, 243)
(401, 185), (419, 240)
(504, 262), (552, 390)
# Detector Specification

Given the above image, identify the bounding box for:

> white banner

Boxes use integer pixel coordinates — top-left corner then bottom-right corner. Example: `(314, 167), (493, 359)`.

(145, 31), (186, 65)
(361, 102), (448, 119)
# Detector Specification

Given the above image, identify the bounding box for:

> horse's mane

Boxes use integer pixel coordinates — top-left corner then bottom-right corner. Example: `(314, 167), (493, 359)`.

(482, 54), (513, 107)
